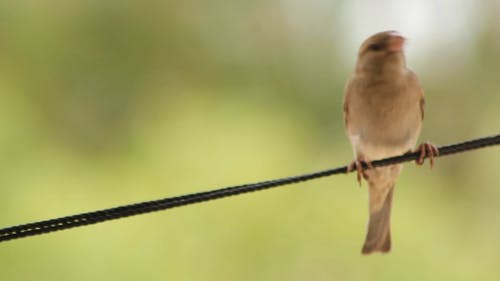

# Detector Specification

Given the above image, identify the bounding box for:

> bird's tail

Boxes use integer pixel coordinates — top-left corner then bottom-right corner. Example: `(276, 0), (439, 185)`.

(362, 184), (394, 255)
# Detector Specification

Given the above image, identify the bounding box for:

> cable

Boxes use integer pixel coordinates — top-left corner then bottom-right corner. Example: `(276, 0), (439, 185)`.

(0, 134), (499, 243)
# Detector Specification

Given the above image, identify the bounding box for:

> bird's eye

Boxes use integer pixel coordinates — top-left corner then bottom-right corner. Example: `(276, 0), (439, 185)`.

(368, 44), (382, 51)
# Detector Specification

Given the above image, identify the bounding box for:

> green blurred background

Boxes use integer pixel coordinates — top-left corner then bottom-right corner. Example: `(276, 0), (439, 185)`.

(1, 0), (499, 280)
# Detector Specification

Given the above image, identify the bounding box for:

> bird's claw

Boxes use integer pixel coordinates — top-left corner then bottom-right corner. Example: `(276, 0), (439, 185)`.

(347, 158), (373, 186)
(414, 142), (439, 168)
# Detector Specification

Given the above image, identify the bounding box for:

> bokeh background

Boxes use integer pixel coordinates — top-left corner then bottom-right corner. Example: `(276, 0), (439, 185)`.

(1, 0), (499, 280)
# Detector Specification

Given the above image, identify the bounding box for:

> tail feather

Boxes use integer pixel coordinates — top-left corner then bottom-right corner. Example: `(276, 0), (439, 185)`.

(362, 186), (394, 255)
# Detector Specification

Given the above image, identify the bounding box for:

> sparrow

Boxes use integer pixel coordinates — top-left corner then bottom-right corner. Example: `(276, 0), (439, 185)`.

(343, 31), (438, 254)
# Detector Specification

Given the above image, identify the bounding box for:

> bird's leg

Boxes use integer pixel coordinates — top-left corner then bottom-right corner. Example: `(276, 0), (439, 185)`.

(413, 142), (439, 168)
(347, 156), (373, 186)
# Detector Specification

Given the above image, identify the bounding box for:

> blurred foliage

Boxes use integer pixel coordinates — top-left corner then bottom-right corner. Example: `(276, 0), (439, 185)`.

(0, 1), (499, 280)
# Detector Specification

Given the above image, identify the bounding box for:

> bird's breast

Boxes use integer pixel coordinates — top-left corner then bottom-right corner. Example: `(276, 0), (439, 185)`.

(347, 83), (422, 160)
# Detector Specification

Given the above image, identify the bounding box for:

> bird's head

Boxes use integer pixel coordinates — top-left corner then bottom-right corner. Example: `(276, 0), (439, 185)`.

(355, 31), (407, 77)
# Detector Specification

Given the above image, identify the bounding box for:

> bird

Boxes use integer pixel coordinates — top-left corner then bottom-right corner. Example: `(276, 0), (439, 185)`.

(343, 31), (438, 254)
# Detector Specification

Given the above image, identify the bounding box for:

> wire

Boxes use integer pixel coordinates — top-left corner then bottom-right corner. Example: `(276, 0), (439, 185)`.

(0, 134), (499, 243)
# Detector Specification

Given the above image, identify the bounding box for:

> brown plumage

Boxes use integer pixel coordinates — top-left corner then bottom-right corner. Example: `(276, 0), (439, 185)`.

(343, 31), (438, 254)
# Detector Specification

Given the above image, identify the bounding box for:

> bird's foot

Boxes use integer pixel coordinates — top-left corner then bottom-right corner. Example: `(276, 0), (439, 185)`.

(347, 157), (373, 186)
(414, 142), (439, 168)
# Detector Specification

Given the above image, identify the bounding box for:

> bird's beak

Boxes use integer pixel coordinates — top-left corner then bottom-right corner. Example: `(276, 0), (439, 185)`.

(387, 32), (406, 52)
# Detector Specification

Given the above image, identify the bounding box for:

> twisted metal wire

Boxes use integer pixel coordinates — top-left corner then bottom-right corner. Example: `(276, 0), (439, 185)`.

(0, 134), (499, 243)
